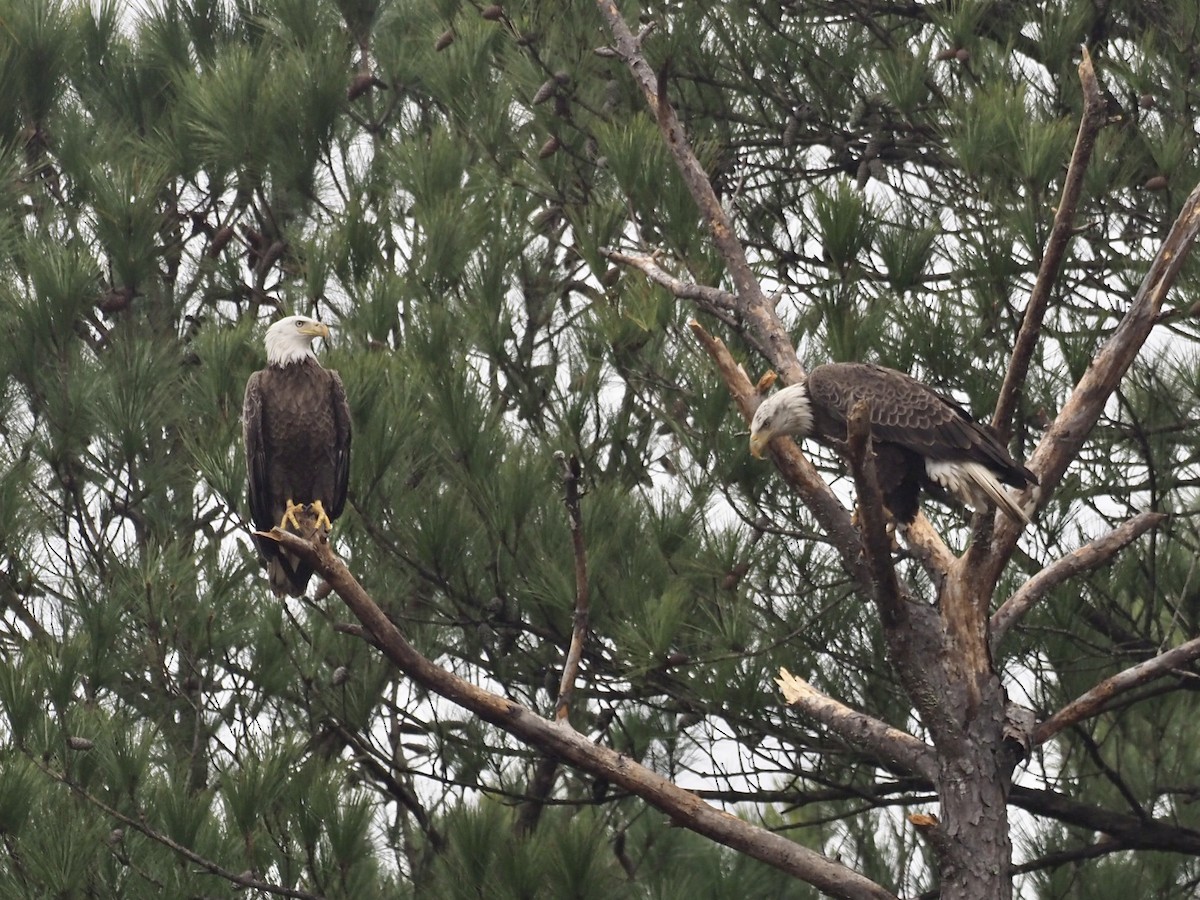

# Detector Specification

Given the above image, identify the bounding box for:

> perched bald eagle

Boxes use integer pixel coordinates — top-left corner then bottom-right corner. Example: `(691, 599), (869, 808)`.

(749, 363), (1036, 524)
(243, 315), (352, 596)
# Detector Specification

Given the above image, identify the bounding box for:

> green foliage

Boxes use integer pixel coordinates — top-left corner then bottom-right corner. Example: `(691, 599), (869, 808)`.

(1, 0), (1200, 898)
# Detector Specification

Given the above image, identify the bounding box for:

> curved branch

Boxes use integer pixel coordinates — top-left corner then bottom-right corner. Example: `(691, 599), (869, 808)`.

(1033, 635), (1200, 746)
(989, 511), (1168, 651)
(273, 529), (899, 900)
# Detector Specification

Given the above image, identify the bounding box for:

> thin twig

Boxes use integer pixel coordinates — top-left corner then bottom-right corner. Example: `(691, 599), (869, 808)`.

(31, 757), (324, 900)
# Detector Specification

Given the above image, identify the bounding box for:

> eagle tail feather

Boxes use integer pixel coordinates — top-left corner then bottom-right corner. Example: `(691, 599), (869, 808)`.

(926, 460), (1031, 525)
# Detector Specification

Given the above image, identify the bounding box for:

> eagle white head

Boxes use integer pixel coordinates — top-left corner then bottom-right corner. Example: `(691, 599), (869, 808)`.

(265, 315), (331, 366)
(749, 383), (813, 458)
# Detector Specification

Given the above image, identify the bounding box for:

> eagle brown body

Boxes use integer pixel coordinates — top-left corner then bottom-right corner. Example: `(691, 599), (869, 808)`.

(243, 317), (351, 596)
(750, 363), (1037, 524)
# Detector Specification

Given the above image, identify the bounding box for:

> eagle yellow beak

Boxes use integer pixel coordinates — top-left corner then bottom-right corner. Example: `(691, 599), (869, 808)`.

(749, 430), (769, 459)
(300, 321), (331, 340)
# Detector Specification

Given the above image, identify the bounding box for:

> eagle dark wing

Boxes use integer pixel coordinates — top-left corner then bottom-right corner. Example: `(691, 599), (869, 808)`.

(807, 363), (1034, 488)
(328, 369), (351, 519)
(243, 370), (275, 531)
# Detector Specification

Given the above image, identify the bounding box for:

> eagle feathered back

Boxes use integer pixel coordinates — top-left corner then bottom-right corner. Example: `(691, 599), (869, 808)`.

(804, 363), (1036, 523)
(244, 357), (351, 596)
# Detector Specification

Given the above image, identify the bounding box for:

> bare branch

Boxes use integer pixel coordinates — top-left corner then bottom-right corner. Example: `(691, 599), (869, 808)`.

(1033, 636), (1200, 745)
(600, 247), (738, 313)
(553, 451), (590, 723)
(843, 399), (905, 629)
(594, 0), (802, 383)
(993, 46), (1107, 440)
(687, 320), (870, 589)
(777, 668), (936, 781)
(273, 529), (899, 900)
(981, 176), (1200, 583)
(990, 511), (1168, 651)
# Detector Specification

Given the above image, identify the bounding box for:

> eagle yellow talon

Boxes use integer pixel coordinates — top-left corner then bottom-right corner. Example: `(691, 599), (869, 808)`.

(310, 499), (333, 532)
(279, 499), (305, 532)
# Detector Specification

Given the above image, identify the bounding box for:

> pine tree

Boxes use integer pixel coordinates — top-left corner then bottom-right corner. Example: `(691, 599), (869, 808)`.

(2, 1), (1200, 898)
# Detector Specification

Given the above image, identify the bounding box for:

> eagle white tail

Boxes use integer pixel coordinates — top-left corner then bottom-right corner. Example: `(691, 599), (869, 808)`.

(925, 460), (1031, 525)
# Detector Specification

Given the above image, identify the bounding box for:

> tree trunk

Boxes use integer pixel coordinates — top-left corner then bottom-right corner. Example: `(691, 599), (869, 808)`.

(910, 554), (1017, 899)
(935, 678), (1014, 900)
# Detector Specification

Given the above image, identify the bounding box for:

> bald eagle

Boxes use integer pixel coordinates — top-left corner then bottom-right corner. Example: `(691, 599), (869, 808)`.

(243, 315), (352, 596)
(749, 363), (1036, 524)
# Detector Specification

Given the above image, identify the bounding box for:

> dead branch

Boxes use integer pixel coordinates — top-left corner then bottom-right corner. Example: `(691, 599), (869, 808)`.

(981, 176), (1200, 585)
(993, 46), (1107, 440)
(687, 320), (869, 581)
(989, 510), (1168, 651)
(1033, 635), (1200, 745)
(844, 400), (905, 629)
(600, 247), (739, 314)
(593, 0), (803, 383)
(553, 451), (590, 722)
(272, 529), (899, 900)
(777, 668), (936, 781)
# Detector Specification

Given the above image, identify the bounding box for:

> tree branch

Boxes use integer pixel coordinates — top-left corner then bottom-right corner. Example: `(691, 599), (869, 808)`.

(993, 45), (1107, 440)
(594, 0), (802, 383)
(687, 319), (870, 588)
(1010, 784), (1200, 855)
(553, 451), (590, 723)
(989, 510), (1168, 651)
(600, 247), (739, 314)
(33, 758), (324, 900)
(1033, 635), (1200, 746)
(981, 175), (1200, 583)
(777, 668), (936, 781)
(275, 529), (899, 900)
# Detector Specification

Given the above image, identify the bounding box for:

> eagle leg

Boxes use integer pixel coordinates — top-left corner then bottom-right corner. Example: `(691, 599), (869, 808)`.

(309, 499), (334, 532)
(280, 499), (306, 532)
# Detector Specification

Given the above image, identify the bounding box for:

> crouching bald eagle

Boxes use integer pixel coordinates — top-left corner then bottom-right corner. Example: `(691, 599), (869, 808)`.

(243, 315), (352, 596)
(749, 363), (1036, 525)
